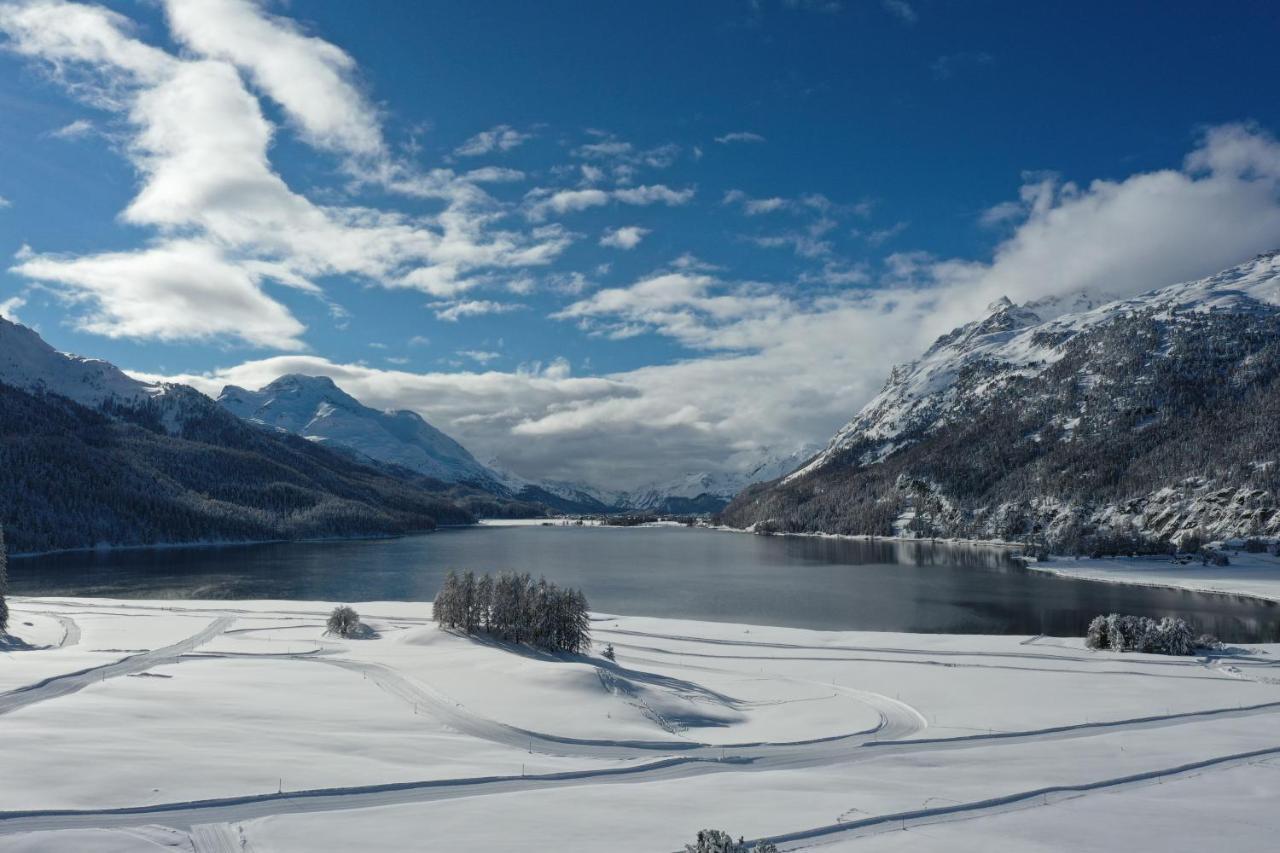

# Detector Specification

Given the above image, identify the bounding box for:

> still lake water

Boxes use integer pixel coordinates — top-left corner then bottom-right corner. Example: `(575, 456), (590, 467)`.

(11, 525), (1278, 641)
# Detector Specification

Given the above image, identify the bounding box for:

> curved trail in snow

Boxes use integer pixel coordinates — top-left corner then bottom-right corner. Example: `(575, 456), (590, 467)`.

(2, 695), (1278, 836)
(0, 616), (235, 717)
(748, 746), (1280, 851)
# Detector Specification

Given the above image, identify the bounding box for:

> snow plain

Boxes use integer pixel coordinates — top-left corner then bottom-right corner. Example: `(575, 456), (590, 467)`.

(2, 596), (1279, 851)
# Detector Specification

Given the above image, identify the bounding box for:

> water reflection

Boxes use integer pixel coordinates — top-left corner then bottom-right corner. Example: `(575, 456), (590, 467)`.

(10, 526), (1278, 642)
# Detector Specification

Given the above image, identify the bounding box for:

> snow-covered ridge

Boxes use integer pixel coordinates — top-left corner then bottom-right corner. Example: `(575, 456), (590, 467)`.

(792, 251), (1280, 481)
(0, 315), (164, 408)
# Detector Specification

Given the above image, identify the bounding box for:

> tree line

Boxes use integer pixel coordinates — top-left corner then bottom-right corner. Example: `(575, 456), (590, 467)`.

(0, 524), (8, 633)
(434, 570), (590, 654)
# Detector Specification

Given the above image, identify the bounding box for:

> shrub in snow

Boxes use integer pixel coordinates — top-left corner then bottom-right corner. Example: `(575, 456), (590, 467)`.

(1243, 538), (1268, 553)
(683, 830), (778, 853)
(1085, 615), (1109, 649)
(1200, 547), (1230, 566)
(326, 605), (362, 638)
(603, 643), (616, 661)
(1195, 633), (1223, 651)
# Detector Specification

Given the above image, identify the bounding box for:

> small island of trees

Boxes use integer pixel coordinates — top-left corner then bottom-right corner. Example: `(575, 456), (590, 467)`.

(434, 570), (590, 654)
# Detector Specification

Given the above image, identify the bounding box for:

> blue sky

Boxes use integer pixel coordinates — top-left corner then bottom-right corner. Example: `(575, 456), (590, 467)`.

(1, 0), (1279, 488)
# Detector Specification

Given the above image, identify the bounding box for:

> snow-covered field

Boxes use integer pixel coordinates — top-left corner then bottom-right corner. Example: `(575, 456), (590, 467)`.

(2, 597), (1280, 851)
(1032, 550), (1280, 603)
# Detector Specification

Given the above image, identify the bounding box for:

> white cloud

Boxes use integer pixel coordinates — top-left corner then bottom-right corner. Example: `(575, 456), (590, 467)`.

(612, 184), (694, 206)
(714, 131), (765, 145)
(457, 349), (501, 364)
(526, 188), (611, 220)
(49, 117), (93, 139)
(599, 226), (650, 250)
(433, 299), (526, 322)
(14, 239), (307, 348)
(0, 0), (573, 340)
(0, 295), (25, 321)
(454, 124), (532, 157)
(162, 0), (385, 158)
(0, 196), (10, 209)
(526, 185), (692, 221)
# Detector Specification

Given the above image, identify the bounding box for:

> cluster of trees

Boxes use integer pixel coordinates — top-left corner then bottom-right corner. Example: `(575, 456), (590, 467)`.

(722, 309), (1280, 552)
(683, 830), (777, 853)
(1085, 613), (1197, 655)
(434, 570), (590, 654)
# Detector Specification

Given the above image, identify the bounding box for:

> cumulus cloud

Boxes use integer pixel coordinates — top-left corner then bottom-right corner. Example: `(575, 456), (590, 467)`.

(454, 124), (532, 157)
(599, 225), (649, 250)
(0, 0), (572, 344)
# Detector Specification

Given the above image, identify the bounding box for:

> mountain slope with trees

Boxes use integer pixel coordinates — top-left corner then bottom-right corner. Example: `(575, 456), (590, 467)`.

(0, 318), (475, 554)
(722, 253), (1280, 551)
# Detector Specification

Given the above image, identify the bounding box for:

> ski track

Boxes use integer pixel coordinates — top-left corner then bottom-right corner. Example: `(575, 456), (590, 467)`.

(2, 675), (1279, 836)
(5, 607), (1280, 844)
(750, 747), (1280, 851)
(0, 616), (235, 717)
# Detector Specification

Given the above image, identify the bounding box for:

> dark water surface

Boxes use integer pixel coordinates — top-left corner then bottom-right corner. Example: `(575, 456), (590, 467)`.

(11, 525), (1278, 641)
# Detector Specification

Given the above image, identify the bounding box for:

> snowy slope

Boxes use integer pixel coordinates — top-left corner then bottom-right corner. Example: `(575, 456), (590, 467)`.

(0, 316), (161, 408)
(218, 375), (503, 488)
(727, 252), (1280, 545)
(792, 251), (1280, 481)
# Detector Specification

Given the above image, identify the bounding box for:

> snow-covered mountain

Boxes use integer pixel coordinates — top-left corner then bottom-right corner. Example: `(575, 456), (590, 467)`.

(621, 445), (822, 512)
(218, 375), (503, 489)
(0, 315), (160, 408)
(0, 318), (476, 553)
(726, 253), (1280, 548)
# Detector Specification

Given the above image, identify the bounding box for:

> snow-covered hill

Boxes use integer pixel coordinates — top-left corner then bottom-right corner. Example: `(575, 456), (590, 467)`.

(726, 252), (1280, 547)
(218, 375), (504, 489)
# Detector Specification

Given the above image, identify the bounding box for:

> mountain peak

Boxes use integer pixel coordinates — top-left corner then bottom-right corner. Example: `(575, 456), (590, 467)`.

(216, 373), (503, 489)
(986, 295), (1015, 313)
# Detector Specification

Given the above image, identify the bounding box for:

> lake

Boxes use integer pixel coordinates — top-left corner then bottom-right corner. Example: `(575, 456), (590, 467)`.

(10, 525), (1278, 641)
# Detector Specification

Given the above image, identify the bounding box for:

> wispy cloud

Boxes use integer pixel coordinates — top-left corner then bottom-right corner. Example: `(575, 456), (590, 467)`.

(931, 51), (994, 80)
(881, 0), (917, 25)
(714, 131), (765, 145)
(433, 299), (526, 322)
(454, 124), (532, 157)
